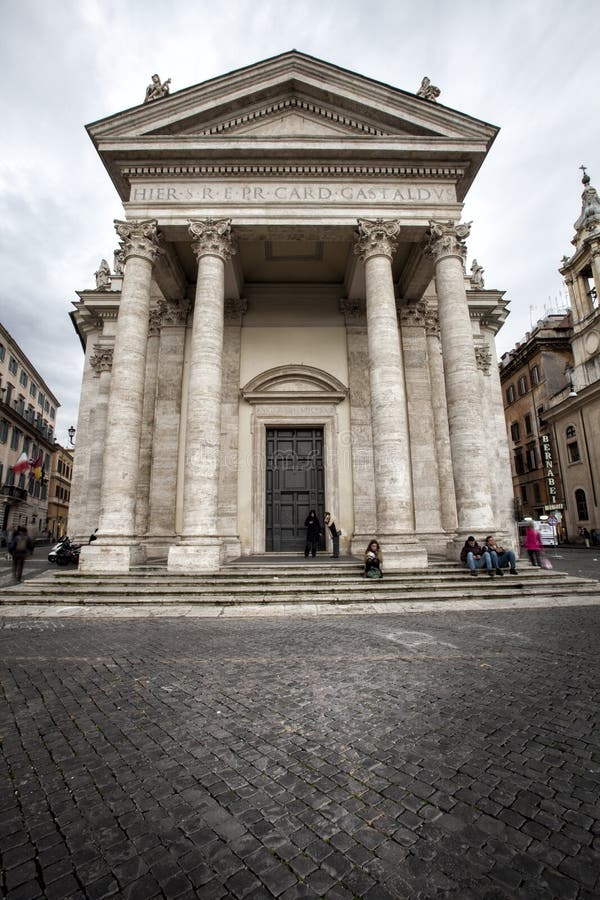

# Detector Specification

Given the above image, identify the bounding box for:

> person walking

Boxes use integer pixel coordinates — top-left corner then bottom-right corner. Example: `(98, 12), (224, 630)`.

(304, 510), (322, 558)
(8, 526), (34, 583)
(523, 524), (543, 567)
(324, 512), (341, 558)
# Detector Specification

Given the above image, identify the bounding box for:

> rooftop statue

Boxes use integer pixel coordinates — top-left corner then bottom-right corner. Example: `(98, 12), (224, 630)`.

(144, 73), (171, 103)
(416, 76), (440, 102)
(94, 258), (111, 290)
(470, 258), (485, 289)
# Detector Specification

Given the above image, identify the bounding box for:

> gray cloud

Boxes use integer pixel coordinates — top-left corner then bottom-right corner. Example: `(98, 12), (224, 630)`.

(1, 0), (598, 443)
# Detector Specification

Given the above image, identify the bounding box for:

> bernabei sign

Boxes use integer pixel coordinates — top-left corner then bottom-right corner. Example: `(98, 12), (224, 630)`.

(540, 433), (561, 507)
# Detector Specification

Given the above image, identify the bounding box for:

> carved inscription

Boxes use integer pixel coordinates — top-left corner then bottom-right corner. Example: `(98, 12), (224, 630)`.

(130, 181), (455, 204)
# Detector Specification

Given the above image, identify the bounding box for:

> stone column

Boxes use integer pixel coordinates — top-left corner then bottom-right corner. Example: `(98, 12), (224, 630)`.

(427, 220), (494, 537)
(168, 218), (235, 572)
(85, 346), (113, 535)
(425, 308), (458, 533)
(354, 219), (427, 569)
(79, 219), (162, 573)
(147, 299), (188, 553)
(135, 308), (161, 540)
(589, 237), (600, 302)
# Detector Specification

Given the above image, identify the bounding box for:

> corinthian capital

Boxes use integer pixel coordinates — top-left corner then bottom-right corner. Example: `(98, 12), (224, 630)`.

(427, 220), (472, 264)
(354, 218), (401, 262)
(89, 347), (114, 374)
(188, 218), (236, 261)
(114, 219), (162, 264)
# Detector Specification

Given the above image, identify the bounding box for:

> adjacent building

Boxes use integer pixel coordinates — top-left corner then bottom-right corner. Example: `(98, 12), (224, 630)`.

(499, 314), (573, 527)
(46, 445), (74, 540)
(544, 169), (600, 539)
(67, 51), (515, 573)
(0, 323), (59, 535)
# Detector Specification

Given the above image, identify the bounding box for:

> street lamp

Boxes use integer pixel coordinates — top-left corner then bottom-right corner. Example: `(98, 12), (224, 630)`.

(67, 426), (76, 446)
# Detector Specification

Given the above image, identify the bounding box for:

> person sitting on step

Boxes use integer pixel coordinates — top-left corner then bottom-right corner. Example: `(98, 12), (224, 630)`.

(460, 536), (495, 576)
(482, 535), (519, 575)
(364, 540), (383, 579)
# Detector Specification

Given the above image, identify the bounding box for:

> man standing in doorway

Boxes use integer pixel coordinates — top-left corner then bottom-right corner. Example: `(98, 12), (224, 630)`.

(324, 512), (341, 558)
(304, 510), (321, 558)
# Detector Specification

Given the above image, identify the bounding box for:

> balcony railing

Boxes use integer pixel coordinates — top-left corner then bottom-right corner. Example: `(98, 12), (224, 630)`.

(0, 484), (28, 502)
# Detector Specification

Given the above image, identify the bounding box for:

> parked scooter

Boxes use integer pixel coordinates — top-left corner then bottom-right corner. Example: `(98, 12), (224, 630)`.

(48, 536), (79, 566)
(48, 530), (98, 567)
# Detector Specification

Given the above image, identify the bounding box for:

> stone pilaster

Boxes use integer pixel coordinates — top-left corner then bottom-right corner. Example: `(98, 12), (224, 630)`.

(147, 299), (189, 551)
(424, 308), (458, 533)
(218, 299), (247, 560)
(85, 346), (114, 535)
(398, 303), (443, 536)
(67, 325), (103, 541)
(79, 219), (162, 573)
(168, 218), (236, 572)
(589, 237), (600, 301)
(427, 220), (494, 538)
(134, 307), (161, 539)
(354, 219), (427, 569)
(340, 299), (376, 550)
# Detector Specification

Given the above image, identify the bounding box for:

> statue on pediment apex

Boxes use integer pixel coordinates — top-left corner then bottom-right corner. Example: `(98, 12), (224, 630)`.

(470, 259), (485, 289)
(416, 77), (440, 102)
(144, 73), (171, 103)
(94, 259), (111, 290)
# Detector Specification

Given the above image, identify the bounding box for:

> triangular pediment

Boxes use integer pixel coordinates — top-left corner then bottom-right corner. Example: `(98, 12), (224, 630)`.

(87, 50), (498, 200)
(89, 50), (497, 144)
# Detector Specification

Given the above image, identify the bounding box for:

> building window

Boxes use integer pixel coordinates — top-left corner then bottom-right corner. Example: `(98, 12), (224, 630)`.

(50, 406), (55, 419)
(19, 371), (28, 388)
(0, 343), (5, 361)
(566, 424), (576, 439)
(510, 422), (520, 442)
(531, 364), (540, 385)
(10, 427), (21, 450)
(514, 450), (525, 475)
(526, 444), (537, 470)
(567, 441), (581, 463)
(0, 419), (8, 443)
(533, 482), (542, 503)
(30, 381), (37, 397)
(0, 463), (3, 483)
(38, 391), (44, 406)
(518, 375), (528, 396)
(5, 384), (13, 405)
(8, 356), (18, 375)
(18, 473), (25, 489)
(520, 485), (528, 502)
(506, 384), (515, 404)
(575, 488), (589, 521)
(524, 414), (532, 435)
(22, 437), (31, 455)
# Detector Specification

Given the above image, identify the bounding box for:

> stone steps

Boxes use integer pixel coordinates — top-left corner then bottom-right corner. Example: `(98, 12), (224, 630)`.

(0, 561), (597, 608)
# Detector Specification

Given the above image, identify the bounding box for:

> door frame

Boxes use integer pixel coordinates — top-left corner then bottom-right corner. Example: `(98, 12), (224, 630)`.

(241, 365), (347, 554)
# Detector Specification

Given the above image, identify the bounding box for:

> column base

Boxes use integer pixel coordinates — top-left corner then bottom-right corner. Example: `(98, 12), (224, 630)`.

(351, 535), (428, 571)
(78, 539), (143, 574)
(167, 539), (222, 573)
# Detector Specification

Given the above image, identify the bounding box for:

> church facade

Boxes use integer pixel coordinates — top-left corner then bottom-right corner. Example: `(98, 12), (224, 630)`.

(68, 52), (514, 573)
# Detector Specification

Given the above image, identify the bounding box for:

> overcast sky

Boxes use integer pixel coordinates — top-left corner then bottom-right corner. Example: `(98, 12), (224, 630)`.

(1, 0), (598, 444)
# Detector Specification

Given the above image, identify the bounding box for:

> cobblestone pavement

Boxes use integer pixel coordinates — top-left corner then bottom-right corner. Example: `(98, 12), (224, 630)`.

(1, 607), (599, 899)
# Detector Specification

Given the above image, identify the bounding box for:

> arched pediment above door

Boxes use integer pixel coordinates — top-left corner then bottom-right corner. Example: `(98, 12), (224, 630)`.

(240, 364), (347, 404)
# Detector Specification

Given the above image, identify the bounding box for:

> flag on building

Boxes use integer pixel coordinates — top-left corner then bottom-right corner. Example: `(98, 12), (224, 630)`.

(12, 452), (30, 474)
(29, 453), (43, 481)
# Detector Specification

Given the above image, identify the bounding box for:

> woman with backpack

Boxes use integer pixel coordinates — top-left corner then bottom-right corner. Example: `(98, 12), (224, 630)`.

(364, 540), (383, 579)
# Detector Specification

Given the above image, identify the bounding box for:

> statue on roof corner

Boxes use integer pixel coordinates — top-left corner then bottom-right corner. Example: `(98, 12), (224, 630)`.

(416, 76), (440, 102)
(144, 73), (171, 103)
(94, 259), (111, 290)
(470, 259), (485, 289)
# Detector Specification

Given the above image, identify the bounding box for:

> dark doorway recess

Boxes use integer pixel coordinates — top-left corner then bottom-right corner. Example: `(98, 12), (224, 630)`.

(266, 428), (325, 552)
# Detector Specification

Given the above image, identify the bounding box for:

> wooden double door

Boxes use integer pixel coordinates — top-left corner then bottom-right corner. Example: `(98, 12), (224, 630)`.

(266, 428), (325, 552)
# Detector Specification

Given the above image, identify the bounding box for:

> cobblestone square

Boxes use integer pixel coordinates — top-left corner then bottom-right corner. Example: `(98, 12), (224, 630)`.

(1, 606), (599, 898)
